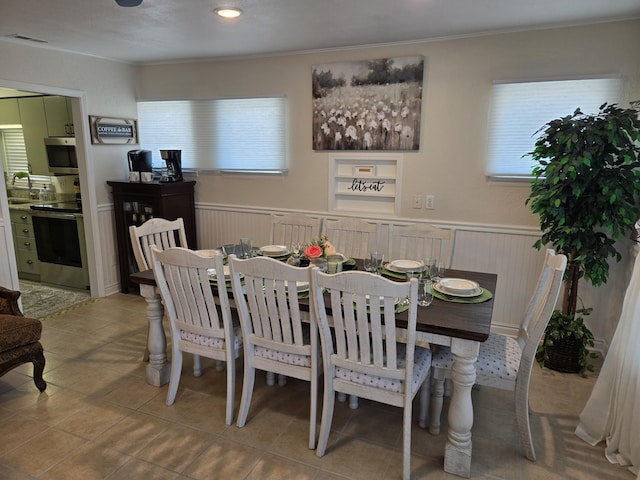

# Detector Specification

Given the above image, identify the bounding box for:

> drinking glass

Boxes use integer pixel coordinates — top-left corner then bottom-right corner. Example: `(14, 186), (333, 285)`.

(364, 251), (383, 274)
(312, 257), (328, 273)
(327, 255), (343, 274)
(423, 258), (436, 280)
(418, 278), (434, 307)
(239, 237), (252, 259)
(434, 260), (445, 283)
(222, 244), (236, 259)
(400, 269), (422, 306)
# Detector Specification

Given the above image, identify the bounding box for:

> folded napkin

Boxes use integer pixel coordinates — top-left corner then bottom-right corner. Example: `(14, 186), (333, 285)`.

(432, 287), (493, 304)
(342, 258), (357, 271)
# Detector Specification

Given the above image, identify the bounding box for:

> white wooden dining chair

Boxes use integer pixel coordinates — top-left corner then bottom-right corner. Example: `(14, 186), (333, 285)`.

(323, 217), (380, 259)
(427, 249), (567, 461)
(150, 247), (241, 425)
(388, 223), (454, 267)
(129, 218), (199, 367)
(310, 269), (432, 480)
(270, 213), (323, 247)
(228, 255), (320, 449)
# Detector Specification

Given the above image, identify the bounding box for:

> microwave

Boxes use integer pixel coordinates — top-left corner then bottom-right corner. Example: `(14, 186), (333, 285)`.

(44, 137), (78, 174)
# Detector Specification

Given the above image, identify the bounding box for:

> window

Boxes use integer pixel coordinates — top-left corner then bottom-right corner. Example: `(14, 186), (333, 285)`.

(486, 77), (622, 179)
(0, 128), (51, 188)
(137, 97), (288, 173)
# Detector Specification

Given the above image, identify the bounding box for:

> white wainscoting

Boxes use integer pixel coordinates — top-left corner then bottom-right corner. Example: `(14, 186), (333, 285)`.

(195, 204), (550, 336)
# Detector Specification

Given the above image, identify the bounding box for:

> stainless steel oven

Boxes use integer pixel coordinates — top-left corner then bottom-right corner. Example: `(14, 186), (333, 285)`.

(30, 202), (89, 290)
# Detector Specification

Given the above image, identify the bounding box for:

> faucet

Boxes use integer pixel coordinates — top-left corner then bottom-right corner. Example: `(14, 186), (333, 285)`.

(11, 172), (37, 199)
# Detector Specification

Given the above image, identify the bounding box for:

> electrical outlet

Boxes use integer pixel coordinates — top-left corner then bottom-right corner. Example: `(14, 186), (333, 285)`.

(412, 194), (423, 209)
(425, 195), (435, 209)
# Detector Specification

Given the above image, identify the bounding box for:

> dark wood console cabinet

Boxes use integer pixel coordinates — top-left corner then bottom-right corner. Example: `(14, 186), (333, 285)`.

(108, 180), (197, 293)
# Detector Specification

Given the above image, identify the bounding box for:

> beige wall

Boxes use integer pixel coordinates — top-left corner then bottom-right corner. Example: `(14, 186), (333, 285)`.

(137, 20), (640, 227)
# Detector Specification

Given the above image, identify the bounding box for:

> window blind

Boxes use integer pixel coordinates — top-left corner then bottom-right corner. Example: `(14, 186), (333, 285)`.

(137, 97), (288, 173)
(486, 77), (622, 179)
(1, 129), (51, 187)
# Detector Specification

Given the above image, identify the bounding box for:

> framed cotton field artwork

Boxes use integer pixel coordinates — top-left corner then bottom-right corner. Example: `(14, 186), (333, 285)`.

(312, 56), (424, 151)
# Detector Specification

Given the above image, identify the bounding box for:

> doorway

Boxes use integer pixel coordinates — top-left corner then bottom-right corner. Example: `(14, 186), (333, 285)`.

(0, 83), (98, 311)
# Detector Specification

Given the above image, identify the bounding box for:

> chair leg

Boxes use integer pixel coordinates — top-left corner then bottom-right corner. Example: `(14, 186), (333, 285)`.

(349, 395), (359, 409)
(166, 349), (183, 405)
(225, 357), (235, 426)
(309, 376), (318, 450)
(266, 371), (275, 386)
(316, 384), (335, 457)
(515, 381), (536, 461)
(429, 376), (446, 435)
(418, 377), (430, 428)
(402, 396), (413, 480)
(237, 364), (255, 428)
(278, 374), (287, 386)
(32, 349), (47, 392)
(193, 354), (202, 377)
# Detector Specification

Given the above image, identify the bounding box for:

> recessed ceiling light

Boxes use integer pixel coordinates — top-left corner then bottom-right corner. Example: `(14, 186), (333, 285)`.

(215, 7), (242, 19)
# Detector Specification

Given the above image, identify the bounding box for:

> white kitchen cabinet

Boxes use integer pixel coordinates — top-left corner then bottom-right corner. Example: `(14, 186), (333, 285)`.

(0, 98), (21, 125)
(10, 210), (40, 281)
(43, 96), (74, 137)
(17, 97), (49, 175)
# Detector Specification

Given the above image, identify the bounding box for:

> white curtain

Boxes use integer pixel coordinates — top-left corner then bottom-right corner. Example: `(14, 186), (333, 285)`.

(575, 244), (640, 478)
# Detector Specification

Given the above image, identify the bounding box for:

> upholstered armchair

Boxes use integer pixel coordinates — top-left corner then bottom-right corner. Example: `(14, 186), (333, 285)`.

(0, 286), (47, 391)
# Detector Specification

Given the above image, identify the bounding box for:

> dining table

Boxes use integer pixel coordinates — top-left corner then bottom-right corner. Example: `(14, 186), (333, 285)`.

(130, 257), (496, 478)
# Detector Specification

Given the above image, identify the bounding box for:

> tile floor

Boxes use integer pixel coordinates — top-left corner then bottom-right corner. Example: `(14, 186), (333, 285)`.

(0, 293), (633, 479)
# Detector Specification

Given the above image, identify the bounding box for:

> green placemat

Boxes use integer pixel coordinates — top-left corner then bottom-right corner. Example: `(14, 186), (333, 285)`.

(379, 267), (407, 280)
(432, 287), (493, 303)
(395, 302), (410, 314)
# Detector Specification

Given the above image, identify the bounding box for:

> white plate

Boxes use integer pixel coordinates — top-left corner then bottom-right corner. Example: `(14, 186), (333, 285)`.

(385, 260), (424, 273)
(438, 278), (480, 294)
(260, 245), (290, 257)
(293, 281), (309, 293)
(196, 249), (221, 258)
(433, 282), (482, 298)
(208, 265), (234, 280)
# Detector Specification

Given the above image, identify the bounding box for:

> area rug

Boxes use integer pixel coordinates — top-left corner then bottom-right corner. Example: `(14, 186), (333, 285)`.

(18, 281), (97, 319)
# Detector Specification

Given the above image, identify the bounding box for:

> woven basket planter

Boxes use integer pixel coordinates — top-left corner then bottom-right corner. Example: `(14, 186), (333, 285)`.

(541, 335), (583, 373)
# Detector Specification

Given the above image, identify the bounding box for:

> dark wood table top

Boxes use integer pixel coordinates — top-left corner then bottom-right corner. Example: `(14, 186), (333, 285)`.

(131, 263), (496, 343)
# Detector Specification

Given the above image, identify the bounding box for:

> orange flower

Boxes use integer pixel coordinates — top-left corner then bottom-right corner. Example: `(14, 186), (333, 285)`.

(304, 244), (323, 259)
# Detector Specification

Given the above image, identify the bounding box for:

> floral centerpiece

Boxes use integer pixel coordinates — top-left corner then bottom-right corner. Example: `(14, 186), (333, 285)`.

(303, 235), (337, 259)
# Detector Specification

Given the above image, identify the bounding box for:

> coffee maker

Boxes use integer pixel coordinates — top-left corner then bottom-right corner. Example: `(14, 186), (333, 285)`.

(128, 149), (153, 183)
(160, 150), (183, 182)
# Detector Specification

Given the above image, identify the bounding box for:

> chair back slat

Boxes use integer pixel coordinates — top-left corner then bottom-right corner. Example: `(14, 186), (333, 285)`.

(323, 218), (380, 259)
(313, 270), (418, 381)
(151, 247), (232, 341)
(519, 250), (566, 370)
(270, 213), (323, 247)
(389, 223), (454, 267)
(130, 218), (188, 272)
(230, 255), (311, 352)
